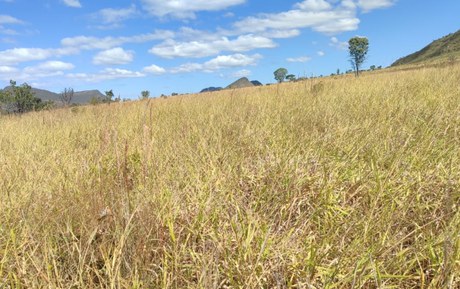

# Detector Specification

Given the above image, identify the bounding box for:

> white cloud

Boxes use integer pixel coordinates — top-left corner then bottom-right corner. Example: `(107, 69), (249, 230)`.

(294, 0), (331, 11)
(261, 29), (301, 39)
(24, 61), (74, 73)
(140, 0), (245, 19)
(287, 56), (311, 63)
(0, 65), (18, 74)
(233, 1), (359, 34)
(62, 0), (81, 8)
(231, 69), (251, 78)
(357, 0), (396, 12)
(317, 51), (325, 56)
(61, 30), (174, 51)
(0, 47), (77, 65)
(205, 53), (261, 70)
(329, 36), (348, 50)
(67, 68), (145, 82)
(171, 53), (261, 73)
(0, 15), (23, 24)
(93, 5), (138, 28)
(143, 64), (166, 74)
(150, 34), (276, 58)
(93, 47), (134, 65)
(22, 61), (75, 78)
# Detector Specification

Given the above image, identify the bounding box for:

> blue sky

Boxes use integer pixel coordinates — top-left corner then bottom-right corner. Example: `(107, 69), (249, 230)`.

(0, 0), (458, 98)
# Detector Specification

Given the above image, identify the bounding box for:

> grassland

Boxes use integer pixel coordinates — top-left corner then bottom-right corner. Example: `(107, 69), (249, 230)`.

(1, 64), (459, 288)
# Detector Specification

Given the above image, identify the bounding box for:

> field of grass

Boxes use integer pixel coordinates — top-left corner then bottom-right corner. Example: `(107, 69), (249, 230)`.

(1, 64), (459, 288)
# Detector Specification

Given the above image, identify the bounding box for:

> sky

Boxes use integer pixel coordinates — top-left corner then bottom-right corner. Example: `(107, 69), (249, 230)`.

(0, 0), (459, 98)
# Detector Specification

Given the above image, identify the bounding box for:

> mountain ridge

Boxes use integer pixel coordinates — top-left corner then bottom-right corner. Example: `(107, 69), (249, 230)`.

(0, 86), (105, 104)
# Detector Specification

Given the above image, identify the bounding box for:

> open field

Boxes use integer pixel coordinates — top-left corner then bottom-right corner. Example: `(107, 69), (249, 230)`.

(1, 64), (459, 288)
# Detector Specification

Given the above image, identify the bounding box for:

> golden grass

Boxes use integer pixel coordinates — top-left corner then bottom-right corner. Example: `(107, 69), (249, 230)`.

(1, 64), (459, 288)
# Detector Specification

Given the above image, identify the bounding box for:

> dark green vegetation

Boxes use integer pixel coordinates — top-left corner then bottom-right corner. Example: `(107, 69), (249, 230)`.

(0, 80), (53, 113)
(392, 29), (460, 66)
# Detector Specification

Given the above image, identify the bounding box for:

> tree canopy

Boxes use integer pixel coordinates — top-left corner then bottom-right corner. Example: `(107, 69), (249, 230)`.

(348, 37), (369, 76)
(274, 68), (288, 83)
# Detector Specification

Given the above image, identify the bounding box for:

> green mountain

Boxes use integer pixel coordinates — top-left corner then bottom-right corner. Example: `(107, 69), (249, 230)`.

(392, 29), (460, 66)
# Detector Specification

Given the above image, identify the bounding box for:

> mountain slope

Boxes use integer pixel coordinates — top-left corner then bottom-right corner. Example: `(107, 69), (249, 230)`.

(1, 86), (105, 104)
(392, 29), (460, 66)
(226, 77), (255, 89)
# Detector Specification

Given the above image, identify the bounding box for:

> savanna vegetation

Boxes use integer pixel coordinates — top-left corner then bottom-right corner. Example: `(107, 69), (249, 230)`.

(0, 63), (459, 288)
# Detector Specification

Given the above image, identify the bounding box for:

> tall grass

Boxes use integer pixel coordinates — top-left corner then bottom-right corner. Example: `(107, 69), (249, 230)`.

(1, 65), (459, 288)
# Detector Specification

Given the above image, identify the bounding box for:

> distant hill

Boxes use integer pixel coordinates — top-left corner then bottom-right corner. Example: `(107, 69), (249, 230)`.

(200, 78), (263, 93)
(200, 87), (223, 93)
(226, 77), (255, 89)
(1, 86), (105, 105)
(73, 90), (106, 104)
(392, 29), (460, 66)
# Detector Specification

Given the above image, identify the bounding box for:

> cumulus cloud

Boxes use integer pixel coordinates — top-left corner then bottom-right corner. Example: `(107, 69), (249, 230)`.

(93, 47), (134, 65)
(61, 30), (174, 51)
(24, 61), (74, 73)
(294, 0), (331, 11)
(143, 64), (166, 74)
(0, 47), (77, 65)
(233, 0), (359, 34)
(140, 0), (245, 19)
(67, 68), (145, 82)
(171, 53), (261, 73)
(62, 0), (81, 8)
(150, 34), (275, 59)
(22, 61), (75, 78)
(357, 0), (396, 12)
(287, 56), (311, 63)
(317, 51), (325, 56)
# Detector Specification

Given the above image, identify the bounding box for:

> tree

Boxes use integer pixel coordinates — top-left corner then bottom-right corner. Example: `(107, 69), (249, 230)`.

(370, 65), (376, 71)
(60, 88), (74, 106)
(141, 90), (150, 100)
(348, 37), (369, 77)
(104, 89), (114, 103)
(0, 80), (42, 113)
(274, 68), (288, 83)
(286, 74), (296, 82)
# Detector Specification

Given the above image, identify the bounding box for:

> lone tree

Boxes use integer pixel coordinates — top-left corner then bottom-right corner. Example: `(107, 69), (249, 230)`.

(60, 88), (74, 106)
(141, 90), (150, 100)
(274, 68), (288, 83)
(104, 89), (114, 103)
(348, 37), (369, 76)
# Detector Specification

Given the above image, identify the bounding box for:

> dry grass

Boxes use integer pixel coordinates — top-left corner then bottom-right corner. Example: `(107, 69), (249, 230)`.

(1, 64), (459, 288)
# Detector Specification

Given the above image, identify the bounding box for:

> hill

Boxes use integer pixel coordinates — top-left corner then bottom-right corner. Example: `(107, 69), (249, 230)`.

(1, 86), (105, 104)
(200, 87), (223, 93)
(392, 29), (460, 66)
(226, 77), (255, 89)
